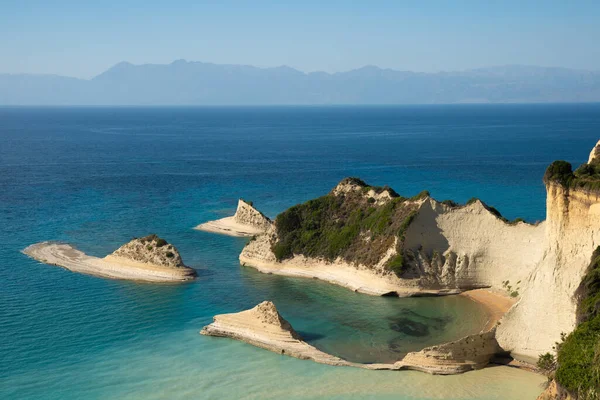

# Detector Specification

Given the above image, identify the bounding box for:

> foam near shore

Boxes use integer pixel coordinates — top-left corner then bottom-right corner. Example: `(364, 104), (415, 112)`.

(23, 240), (196, 282)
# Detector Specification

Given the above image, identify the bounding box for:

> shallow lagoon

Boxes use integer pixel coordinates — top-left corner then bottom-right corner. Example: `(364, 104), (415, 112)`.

(4, 104), (598, 399)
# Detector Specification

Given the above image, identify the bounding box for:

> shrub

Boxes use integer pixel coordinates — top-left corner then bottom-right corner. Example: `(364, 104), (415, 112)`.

(554, 247), (600, 397)
(537, 352), (557, 374)
(555, 316), (600, 396)
(441, 199), (459, 207)
(544, 160), (574, 187)
(273, 242), (293, 261)
(165, 251), (174, 258)
(156, 238), (168, 247)
(398, 212), (417, 241)
(270, 180), (418, 267)
(386, 253), (405, 277)
(410, 190), (430, 200)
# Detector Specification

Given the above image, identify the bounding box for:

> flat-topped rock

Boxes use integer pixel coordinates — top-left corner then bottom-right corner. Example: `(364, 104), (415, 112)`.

(23, 236), (196, 282)
(195, 199), (272, 237)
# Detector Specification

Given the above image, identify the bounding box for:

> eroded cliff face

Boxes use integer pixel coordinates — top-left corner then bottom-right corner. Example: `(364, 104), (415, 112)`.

(234, 200), (272, 230)
(496, 183), (600, 360)
(403, 199), (545, 290)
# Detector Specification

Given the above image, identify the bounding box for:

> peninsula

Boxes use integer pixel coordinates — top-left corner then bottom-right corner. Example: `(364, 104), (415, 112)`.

(202, 140), (600, 398)
(24, 234), (197, 282)
(195, 199), (272, 237)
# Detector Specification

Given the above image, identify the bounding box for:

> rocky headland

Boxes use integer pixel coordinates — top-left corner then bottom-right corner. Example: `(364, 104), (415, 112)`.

(201, 298), (507, 374)
(230, 141), (600, 397)
(195, 199), (272, 237)
(24, 234), (196, 282)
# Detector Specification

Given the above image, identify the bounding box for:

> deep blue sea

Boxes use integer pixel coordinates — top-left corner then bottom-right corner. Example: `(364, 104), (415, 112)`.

(2, 104), (599, 399)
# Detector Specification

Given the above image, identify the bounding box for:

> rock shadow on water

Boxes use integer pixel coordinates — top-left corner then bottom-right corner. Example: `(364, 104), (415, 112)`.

(296, 331), (327, 341)
(386, 309), (453, 337)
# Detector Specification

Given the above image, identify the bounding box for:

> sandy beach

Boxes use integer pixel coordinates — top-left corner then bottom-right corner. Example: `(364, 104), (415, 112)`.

(459, 288), (516, 331)
(23, 242), (196, 282)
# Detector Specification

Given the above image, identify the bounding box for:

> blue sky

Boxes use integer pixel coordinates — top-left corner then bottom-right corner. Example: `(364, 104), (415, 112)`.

(1, 0), (600, 78)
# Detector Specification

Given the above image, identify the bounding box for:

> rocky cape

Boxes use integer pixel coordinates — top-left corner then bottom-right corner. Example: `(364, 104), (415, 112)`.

(23, 234), (197, 282)
(195, 199), (272, 237)
(237, 141), (600, 371)
(201, 300), (503, 374)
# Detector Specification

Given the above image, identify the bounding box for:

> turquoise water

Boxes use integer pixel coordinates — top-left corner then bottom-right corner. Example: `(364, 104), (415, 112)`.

(2, 104), (599, 399)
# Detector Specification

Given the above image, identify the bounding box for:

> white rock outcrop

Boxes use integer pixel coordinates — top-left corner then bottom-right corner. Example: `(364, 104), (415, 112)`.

(195, 199), (272, 237)
(23, 235), (196, 282)
(200, 301), (351, 366)
(588, 139), (600, 164)
(107, 234), (185, 268)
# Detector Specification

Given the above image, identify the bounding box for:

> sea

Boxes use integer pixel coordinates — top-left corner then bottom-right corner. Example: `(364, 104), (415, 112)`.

(2, 104), (599, 399)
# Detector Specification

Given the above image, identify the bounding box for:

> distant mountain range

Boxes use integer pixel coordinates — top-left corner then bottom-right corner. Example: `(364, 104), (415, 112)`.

(1, 60), (600, 105)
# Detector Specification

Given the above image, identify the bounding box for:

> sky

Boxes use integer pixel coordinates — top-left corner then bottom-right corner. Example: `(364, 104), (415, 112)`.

(1, 0), (600, 79)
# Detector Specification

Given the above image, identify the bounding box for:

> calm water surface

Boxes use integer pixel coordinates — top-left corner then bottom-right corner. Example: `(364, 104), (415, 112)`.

(2, 104), (599, 399)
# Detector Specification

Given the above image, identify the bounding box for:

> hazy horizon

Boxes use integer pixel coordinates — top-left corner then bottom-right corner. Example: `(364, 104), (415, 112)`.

(4, 59), (600, 80)
(2, 1), (600, 79)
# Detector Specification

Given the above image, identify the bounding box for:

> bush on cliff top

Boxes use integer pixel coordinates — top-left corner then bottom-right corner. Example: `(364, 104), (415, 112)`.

(544, 160), (600, 192)
(272, 183), (419, 276)
(554, 247), (600, 397)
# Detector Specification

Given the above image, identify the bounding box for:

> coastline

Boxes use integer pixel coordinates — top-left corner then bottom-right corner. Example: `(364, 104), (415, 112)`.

(23, 242), (196, 282)
(239, 253), (463, 297)
(195, 216), (265, 237)
(201, 298), (513, 375)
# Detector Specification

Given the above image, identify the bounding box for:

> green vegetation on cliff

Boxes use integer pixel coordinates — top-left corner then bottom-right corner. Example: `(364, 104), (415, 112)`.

(553, 247), (600, 398)
(272, 179), (420, 277)
(544, 160), (600, 192)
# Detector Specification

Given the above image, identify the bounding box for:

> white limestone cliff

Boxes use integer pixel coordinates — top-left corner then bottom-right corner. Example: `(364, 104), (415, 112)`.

(496, 183), (600, 360)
